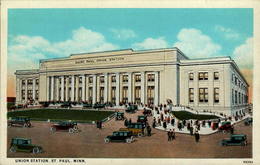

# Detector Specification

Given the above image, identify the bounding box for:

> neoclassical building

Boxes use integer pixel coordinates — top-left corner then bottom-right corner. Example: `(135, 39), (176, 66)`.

(15, 47), (249, 116)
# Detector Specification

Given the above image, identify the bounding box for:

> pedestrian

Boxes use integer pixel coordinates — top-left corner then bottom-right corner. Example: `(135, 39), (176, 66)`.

(167, 129), (171, 141)
(152, 121), (156, 128)
(172, 128), (176, 140)
(124, 118), (128, 126)
(190, 126), (193, 136)
(171, 118), (175, 126)
(187, 122), (191, 130)
(194, 130), (200, 142)
(163, 121), (167, 130)
(178, 122), (181, 131)
(129, 118), (132, 124)
(147, 125), (152, 136)
(230, 125), (234, 134)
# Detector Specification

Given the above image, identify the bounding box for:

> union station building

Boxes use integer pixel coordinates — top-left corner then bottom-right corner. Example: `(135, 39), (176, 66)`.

(15, 47), (249, 116)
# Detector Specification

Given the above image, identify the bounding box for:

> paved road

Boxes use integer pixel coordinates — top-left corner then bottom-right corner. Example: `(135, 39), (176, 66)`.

(7, 110), (252, 158)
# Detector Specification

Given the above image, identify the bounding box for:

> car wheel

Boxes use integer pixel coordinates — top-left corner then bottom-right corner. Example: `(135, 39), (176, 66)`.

(33, 147), (40, 154)
(73, 125), (78, 131)
(244, 141), (247, 146)
(126, 138), (131, 143)
(50, 127), (56, 132)
(137, 133), (143, 137)
(118, 116), (122, 120)
(10, 146), (17, 153)
(69, 128), (74, 133)
(223, 130), (227, 134)
(8, 123), (12, 128)
(104, 138), (110, 143)
(27, 123), (31, 128)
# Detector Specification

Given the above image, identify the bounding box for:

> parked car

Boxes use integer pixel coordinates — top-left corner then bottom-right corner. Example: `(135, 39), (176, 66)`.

(115, 112), (125, 120)
(104, 131), (134, 143)
(9, 138), (43, 154)
(50, 121), (78, 133)
(125, 105), (138, 113)
(220, 134), (247, 146)
(8, 116), (31, 128)
(60, 102), (71, 108)
(93, 103), (106, 109)
(119, 122), (145, 137)
(137, 115), (147, 123)
(244, 117), (253, 126)
(218, 121), (232, 133)
(83, 103), (92, 108)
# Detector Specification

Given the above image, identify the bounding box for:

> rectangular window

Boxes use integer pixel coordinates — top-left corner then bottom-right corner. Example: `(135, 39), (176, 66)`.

(36, 79), (39, 85)
(147, 74), (155, 82)
(147, 86), (155, 105)
(198, 72), (208, 80)
(111, 76), (116, 83)
(111, 87), (116, 104)
(27, 79), (33, 85)
(135, 86), (141, 103)
(214, 72), (219, 80)
(235, 90), (237, 104)
(100, 76), (104, 83)
(189, 88), (194, 103)
(89, 77), (93, 83)
(22, 80), (25, 85)
(122, 86), (128, 103)
(214, 88), (219, 103)
(123, 75), (128, 82)
(79, 77), (82, 84)
(100, 87), (104, 103)
(69, 78), (72, 84)
(189, 73), (194, 80)
(135, 74), (141, 82)
(232, 89), (234, 105)
(199, 88), (208, 102)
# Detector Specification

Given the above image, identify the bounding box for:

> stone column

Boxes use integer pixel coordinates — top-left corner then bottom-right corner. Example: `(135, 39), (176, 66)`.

(56, 77), (59, 101)
(116, 73), (120, 106)
(32, 78), (36, 101)
(154, 71), (159, 106)
(75, 76), (79, 102)
(61, 76), (64, 101)
(93, 75), (97, 104)
(46, 77), (49, 102)
(65, 77), (69, 101)
(104, 73), (108, 103)
(71, 75), (75, 102)
(128, 72), (132, 103)
(50, 76), (54, 101)
(141, 71), (146, 104)
(85, 75), (89, 101)
(25, 79), (28, 102)
(82, 75), (86, 101)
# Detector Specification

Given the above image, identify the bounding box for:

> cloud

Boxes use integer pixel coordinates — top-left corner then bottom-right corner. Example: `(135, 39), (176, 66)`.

(132, 37), (168, 50)
(110, 28), (137, 40)
(232, 37), (253, 69)
(215, 25), (240, 40)
(173, 28), (222, 58)
(8, 26), (118, 74)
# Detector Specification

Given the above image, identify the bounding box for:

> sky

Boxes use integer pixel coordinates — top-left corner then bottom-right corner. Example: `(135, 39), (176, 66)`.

(7, 8), (253, 102)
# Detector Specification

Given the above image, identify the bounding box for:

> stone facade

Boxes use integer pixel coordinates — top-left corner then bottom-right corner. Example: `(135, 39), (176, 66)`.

(15, 47), (249, 116)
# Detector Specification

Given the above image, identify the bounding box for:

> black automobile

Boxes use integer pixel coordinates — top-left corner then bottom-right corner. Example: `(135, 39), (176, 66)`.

(83, 103), (92, 108)
(60, 102), (71, 108)
(9, 138), (43, 154)
(104, 131), (134, 143)
(8, 116), (31, 127)
(126, 105), (138, 113)
(220, 134), (247, 146)
(93, 103), (106, 109)
(115, 112), (125, 120)
(244, 117), (253, 126)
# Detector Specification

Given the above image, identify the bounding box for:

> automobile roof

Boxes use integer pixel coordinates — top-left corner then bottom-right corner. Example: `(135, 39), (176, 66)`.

(12, 137), (31, 140)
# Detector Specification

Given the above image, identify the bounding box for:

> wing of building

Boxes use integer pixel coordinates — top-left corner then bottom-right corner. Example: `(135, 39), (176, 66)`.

(15, 47), (249, 116)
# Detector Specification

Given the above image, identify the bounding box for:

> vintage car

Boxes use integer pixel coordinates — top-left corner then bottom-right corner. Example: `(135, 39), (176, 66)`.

(115, 112), (125, 120)
(8, 116), (32, 128)
(244, 117), (253, 126)
(93, 103), (106, 109)
(125, 105), (138, 113)
(220, 134), (247, 146)
(119, 122), (145, 137)
(83, 103), (92, 108)
(104, 131), (134, 143)
(50, 121), (78, 133)
(137, 115), (147, 123)
(218, 121), (232, 133)
(9, 138), (43, 154)
(60, 102), (71, 108)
